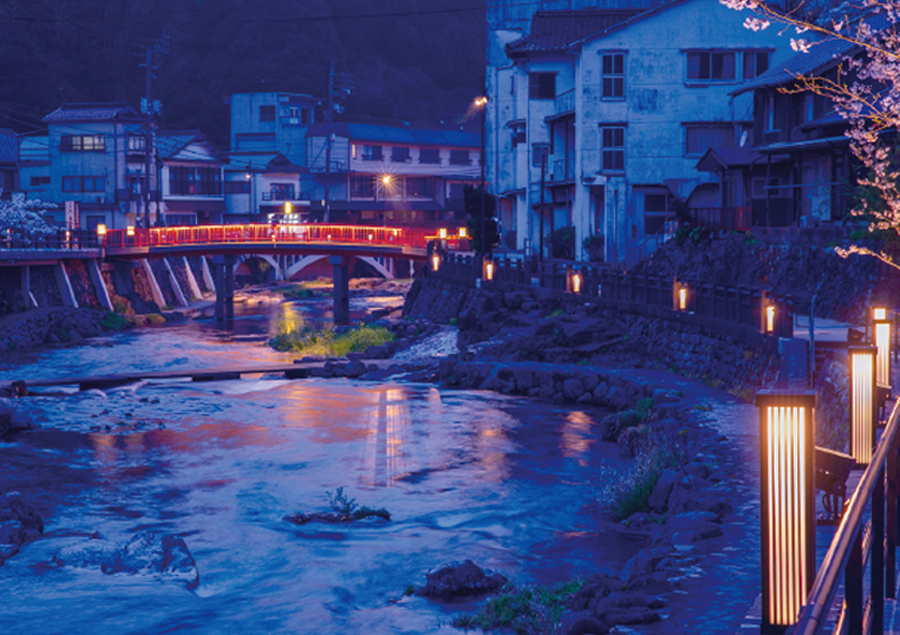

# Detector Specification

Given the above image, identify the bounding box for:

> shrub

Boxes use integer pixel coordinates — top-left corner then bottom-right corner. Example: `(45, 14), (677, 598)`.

(452, 580), (583, 635)
(146, 314), (166, 326)
(582, 233), (605, 262)
(101, 311), (127, 330)
(548, 227), (576, 260)
(269, 324), (394, 356)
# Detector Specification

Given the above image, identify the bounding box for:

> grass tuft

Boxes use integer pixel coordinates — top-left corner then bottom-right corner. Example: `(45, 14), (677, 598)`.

(451, 580), (583, 634)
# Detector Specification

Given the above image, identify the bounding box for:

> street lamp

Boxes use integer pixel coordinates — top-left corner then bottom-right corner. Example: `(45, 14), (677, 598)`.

(475, 95), (488, 266)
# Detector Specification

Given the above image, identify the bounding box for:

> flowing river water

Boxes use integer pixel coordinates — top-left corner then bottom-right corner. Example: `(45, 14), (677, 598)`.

(0, 292), (646, 634)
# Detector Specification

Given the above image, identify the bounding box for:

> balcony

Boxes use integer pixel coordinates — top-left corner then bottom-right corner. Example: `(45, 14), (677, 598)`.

(261, 192), (311, 202)
(554, 89), (575, 117)
(551, 156), (575, 182)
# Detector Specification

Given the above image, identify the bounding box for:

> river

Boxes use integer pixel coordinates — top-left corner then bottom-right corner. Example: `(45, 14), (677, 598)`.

(0, 292), (644, 634)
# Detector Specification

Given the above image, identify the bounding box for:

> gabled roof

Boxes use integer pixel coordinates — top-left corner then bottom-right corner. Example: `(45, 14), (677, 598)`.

(226, 151), (304, 172)
(305, 122), (479, 148)
(696, 146), (764, 172)
(156, 130), (225, 162)
(43, 102), (143, 123)
(0, 129), (17, 164)
(505, 8), (641, 55)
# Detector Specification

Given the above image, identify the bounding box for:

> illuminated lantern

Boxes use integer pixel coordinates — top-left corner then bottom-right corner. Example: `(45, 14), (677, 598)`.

(96, 224), (107, 237)
(848, 346), (877, 466)
(458, 227), (467, 238)
(873, 307), (891, 394)
(483, 259), (494, 281)
(756, 390), (816, 632)
(571, 271), (582, 294)
(431, 253), (440, 272)
(126, 225), (135, 237)
(438, 228), (447, 239)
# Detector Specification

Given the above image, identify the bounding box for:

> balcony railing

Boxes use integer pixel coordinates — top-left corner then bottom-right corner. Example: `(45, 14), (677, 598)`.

(261, 192), (311, 202)
(554, 89), (575, 115)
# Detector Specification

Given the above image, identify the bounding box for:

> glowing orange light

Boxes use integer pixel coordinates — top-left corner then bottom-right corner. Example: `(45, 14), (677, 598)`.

(458, 227), (467, 238)
(572, 272), (582, 294)
(439, 228), (447, 239)
(874, 313), (892, 390)
(679, 286), (688, 311)
(431, 254), (440, 272)
(96, 224), (107, 237)
(766, 305), (776, 334)
(485, 261), (494, 281)
(756, 390), (816, 630)
(849, 346), (876, 465)
(126, 225), (135, 237)
(874, 307), (887, 320)
(381, 175), (392, 186)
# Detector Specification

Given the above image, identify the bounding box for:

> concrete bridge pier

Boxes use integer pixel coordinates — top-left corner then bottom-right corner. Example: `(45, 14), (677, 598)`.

(213, 254), (236, 326)
(330, 255), (350, 325)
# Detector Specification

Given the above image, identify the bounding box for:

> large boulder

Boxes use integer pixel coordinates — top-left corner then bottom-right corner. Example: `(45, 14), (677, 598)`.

(0, 491), (43, 566)
(0, 401), (37, 437)
(416, 560), (507, 598)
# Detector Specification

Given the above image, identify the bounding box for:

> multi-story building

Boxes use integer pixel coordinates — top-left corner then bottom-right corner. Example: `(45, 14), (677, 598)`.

(156, 131), (227, 225)
(224, 151), (307, 224)
(304, 121), (481, 226)
(229, 92), (317, 167)
(0, 129), (17, 200)
(17, 103), (150, 230)
(486, 0), (798, 264)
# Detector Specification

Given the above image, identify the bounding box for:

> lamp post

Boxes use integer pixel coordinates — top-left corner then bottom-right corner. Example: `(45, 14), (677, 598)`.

(475, 95), (488, 264)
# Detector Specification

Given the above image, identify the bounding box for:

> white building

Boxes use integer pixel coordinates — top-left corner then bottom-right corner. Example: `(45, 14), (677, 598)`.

(486, 0), (798, 264)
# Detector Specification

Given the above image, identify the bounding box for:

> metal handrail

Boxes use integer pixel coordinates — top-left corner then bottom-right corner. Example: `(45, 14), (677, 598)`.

(794, 397), (900, 634)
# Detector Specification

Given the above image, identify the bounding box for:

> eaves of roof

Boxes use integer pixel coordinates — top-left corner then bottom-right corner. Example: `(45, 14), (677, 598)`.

(505, 8), (642, 55)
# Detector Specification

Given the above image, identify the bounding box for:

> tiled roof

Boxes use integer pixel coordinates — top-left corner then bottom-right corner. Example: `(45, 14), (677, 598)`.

(695, 146), (763, 172)
(305, 122), (479, 148)
(43, 102), (142, 123)
(732, 13), (890, 95)
(226, 151), (303, 172)
(506, 9), (641, 54)
(0, 128), (17, 164)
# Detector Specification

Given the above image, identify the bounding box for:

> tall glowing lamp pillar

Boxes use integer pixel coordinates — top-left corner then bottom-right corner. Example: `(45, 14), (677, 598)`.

(849, 346), (877, 466)
(873, 308), (892, 396)
(757, 390), (816, 632)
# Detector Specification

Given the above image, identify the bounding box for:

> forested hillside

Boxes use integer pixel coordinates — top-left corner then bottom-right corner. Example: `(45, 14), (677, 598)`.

(0, 0), (485, 145)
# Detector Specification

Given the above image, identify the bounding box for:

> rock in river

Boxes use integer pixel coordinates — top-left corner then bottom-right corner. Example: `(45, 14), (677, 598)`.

(52, 532), (199, 589)
(417, 559), (507, 598)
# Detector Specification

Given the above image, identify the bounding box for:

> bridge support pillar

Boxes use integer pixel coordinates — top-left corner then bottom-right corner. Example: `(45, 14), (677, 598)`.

(213, 254), (236, 326)
(330, 255), (349, 325)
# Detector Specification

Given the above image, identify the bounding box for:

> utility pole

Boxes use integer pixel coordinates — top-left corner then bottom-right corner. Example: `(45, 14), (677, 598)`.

(323, 63), (353, 224)
(539, 153), (546, 274)
(139, 30), (168, 228)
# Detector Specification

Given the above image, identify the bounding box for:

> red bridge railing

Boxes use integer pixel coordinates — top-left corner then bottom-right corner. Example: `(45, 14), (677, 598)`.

(103, 224), (449, 251)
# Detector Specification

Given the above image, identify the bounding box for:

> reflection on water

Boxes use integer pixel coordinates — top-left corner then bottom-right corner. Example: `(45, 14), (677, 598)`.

(0, 301), (642, 634)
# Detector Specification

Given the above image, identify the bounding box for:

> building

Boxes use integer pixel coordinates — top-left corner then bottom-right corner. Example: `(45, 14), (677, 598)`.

(17, 103), (149, 230)
(710, 36), (863, 228)
(224, 151), (308, 224)
(229, 92), (318, 167)
(0, 129), (17, 200)
(156, 131), (227, 225)
(486, 0), (798, 264)
(304, 121), (481, 226)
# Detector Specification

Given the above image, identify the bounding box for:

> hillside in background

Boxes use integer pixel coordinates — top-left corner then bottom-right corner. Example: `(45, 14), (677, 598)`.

(0, 0), (486, 146)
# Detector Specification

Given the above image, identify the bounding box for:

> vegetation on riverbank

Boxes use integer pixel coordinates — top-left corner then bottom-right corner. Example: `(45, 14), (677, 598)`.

(451, 580), (583, 634)
(268, 321), (394, 357)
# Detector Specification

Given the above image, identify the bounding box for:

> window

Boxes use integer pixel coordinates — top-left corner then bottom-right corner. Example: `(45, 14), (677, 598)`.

(449, 149), (470, 165)
(601, 53), (625, 99)
(448, 182), (466, 199)
(684, 124), (735, 156)
(641, 190), (672, 235)
(30, 176), (50, 186)
(392, 146), (410, 163)
(686, 51), (736, 82)
(259, 105), (276, 122)
(600, 126), (625, 172)
(532, 143), (549, 168)
(270, 183), (295, 200)
(528, 72), (556, 99)
(128, 135), (146, 152)
(362, 145), (383, 161)
(61, 135), (105, 152)
(301, 108), (311, 125)
(405, 177), (434, 199)
(169, 167), (221, 196)
(765, 93), (782, 132)
(62, 176), (105, 192)
(224, 181), (250, 194)
(350, 174), (376, 198)
(419, 148), (440, 164)
(743, 50), (770, 79)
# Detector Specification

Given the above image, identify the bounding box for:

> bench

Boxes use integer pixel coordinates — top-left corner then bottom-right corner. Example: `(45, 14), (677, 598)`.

(816, 447), (856, 524)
